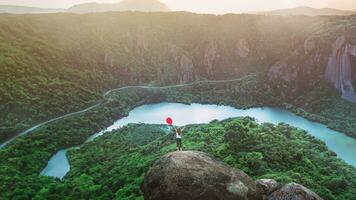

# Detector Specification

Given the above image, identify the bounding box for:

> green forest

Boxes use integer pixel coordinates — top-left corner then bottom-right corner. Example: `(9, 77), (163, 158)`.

(4, 118), (355, 199)
(0, 12), (356, 200)
(1, 75), (356, 199)
(1, 12), (356, 143)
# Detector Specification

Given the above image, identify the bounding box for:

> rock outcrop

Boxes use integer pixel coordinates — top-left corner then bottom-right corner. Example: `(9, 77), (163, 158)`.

(267, 38), (323, 99)
(141, 151), (261, 200)
(168, 44), (195, 83)
(255, 179), (282, 198)
(267, 32), (356, 104)
(178, 54), (195, 83)
(267, 60), (299, 98)
(203, 41), (220, 77)
(142, 151), (324, 200)
(325, 35), (356, 103)
(268, 183), (323, 200)
(236, 39), (250, 58)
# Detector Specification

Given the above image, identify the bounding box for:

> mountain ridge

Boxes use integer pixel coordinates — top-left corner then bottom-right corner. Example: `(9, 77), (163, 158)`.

(68, 0), (170, 13)
(0, 4), (354, 15)
(0, 0), (170, 14)
(259, 6), (356, 16)
(0, 5), (65, 14)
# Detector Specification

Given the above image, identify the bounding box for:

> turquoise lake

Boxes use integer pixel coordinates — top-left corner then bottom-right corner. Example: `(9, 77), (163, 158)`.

(41, 103), (356, 179)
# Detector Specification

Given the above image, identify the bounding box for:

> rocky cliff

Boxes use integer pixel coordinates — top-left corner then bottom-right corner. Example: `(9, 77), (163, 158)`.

(3, 12), (355, 90)
(325, 35), (356, 102)
(142, 151), (323, 200)
(267, 37), (324, 99)
(268, 31), (356, 103)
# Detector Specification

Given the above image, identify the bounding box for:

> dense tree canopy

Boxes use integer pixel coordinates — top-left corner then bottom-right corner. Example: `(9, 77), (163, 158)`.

(35, 119), (356, 200)
(1, 12), (356, 143)
(0, 11), (356, 200)
(0, 76), (355, 199)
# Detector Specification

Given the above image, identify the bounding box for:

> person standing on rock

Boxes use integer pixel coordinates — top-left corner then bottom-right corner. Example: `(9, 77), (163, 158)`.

(174, 127), (185, 151)
(165, 117), (185, 151)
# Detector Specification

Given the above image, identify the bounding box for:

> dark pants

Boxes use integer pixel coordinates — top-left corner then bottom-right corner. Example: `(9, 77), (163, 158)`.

(176, 138), (182, 149)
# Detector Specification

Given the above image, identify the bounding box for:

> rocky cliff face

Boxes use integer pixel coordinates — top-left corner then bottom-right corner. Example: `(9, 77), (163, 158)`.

(2, 13), (356, 111)
(203, 41), (220, 77)
(267, 32), (356, 103)
(325, 35), (356, 102)
(267, 37), (324, 99)
(167, 44), (196, 83)
(142, 151), (323, 200)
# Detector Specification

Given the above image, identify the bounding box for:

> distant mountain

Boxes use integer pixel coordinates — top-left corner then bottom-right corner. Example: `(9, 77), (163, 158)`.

(68, 0), (170, 13)
(0, 5), (64, 14)
(0, 0), (170, 14)
(260, 6), (356, 16)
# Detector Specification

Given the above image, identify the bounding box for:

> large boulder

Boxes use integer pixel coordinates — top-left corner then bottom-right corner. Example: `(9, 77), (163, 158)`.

(141, 151), (262, 200)
(255, 179), (282, 198)
(268, 183), (323, 200)
(141, 151), (324, 200)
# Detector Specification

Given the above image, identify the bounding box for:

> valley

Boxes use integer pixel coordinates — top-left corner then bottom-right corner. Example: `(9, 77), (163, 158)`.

(1, 75), (356, 199)
(0, 11), (356, 200)
(1, 12), (356, 144)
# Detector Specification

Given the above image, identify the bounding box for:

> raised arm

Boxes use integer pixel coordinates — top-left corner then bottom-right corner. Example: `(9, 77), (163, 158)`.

(172, 126), (178, 134)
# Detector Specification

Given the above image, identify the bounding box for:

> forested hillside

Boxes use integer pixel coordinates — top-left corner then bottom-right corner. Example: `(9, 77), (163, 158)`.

(0, 76), (277, 199)
(0, 12), (355, 143)
(0, 72), (355, 199)
(65, 120), (356, 200)
(5, 120), (354, 200)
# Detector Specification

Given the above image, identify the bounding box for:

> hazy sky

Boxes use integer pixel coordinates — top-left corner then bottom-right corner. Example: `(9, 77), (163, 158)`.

(0, 0), (355, 13)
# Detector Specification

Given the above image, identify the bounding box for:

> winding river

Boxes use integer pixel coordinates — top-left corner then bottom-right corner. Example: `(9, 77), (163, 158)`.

(41, 103), (356, 179)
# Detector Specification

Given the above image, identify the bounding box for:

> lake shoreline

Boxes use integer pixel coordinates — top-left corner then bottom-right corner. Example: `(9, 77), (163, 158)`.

(41, 102), (356, 179)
